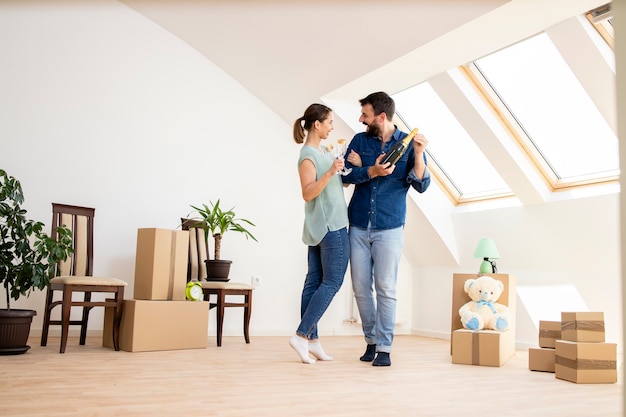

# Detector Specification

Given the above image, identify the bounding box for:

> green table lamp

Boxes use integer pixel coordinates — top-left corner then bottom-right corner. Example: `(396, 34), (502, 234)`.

(473, 238), (500, 274)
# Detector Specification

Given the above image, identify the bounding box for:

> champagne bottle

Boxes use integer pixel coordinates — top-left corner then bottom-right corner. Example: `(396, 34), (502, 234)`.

(380, 128), (419, 167)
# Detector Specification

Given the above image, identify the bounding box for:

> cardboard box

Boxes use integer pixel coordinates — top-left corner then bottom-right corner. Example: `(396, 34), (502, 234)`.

(134, 228), (189, 301)
(450, 274), (516, 364)
(561, 312), (605, 343)
(103, 299), (210, 352)
(451, 329), (515, 367)
(529, 347), (556, 372)
(555, 340), (617, 384)
(539, 320), (561, 348)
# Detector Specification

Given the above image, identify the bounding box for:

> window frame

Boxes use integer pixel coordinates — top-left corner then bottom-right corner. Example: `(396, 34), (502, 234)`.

(460, 38), (619, 192)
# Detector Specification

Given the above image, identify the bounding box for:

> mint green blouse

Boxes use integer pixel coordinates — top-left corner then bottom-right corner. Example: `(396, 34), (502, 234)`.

(298, 145), (349, 246)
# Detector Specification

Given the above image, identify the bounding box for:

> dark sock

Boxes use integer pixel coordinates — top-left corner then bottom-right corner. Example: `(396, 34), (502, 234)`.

(372, 352), (391, 366)
(360, 344), (376, 362)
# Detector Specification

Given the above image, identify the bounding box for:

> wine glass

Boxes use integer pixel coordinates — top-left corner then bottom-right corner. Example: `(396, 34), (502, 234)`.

(335, 139), (352, 176)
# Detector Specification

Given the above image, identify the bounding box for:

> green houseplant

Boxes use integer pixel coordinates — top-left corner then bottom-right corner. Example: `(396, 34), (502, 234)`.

(187, 199), (257, 281)
(0, 169), (73, 354)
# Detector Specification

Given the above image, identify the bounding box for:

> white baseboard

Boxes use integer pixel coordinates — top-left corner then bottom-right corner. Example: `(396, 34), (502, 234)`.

(410, 329), (450, 340)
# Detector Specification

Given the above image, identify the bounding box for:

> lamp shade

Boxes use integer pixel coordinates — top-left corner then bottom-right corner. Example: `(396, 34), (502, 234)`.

(473, 238), (500, 260)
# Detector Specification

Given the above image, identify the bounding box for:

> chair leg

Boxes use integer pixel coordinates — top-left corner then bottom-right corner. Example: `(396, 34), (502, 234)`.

(243, 290), (252, 344)
(216, 290), (226, 347)
(112, 288), (124, 351)
(60, 287), (72, 354)
(40, 287), (53, 347)
(79, 292), (92, 346)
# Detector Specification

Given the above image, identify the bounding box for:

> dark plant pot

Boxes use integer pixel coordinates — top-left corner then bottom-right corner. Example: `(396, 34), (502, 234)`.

(0, 309), (37, 355)
(205, 259), (232, 282)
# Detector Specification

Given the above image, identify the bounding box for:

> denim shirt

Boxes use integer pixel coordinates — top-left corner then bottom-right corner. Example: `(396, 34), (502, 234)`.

(341, 127), (430, 230)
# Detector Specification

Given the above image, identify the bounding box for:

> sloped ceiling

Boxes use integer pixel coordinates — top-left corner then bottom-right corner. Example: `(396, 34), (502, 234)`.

(117, 0), (610, 267)
(118, 0), (508, 125)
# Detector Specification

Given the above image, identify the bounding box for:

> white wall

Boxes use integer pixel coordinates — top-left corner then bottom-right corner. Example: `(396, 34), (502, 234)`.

(0, 1), (313, 339)
(411, 193), (622, 349)
(614, 1), (626, 410)
(0, 1), (621, 352)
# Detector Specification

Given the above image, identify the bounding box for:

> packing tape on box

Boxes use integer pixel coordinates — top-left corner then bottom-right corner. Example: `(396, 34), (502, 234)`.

(539, 329), (561, 338)
(472, 332), (479, 365)
(555, 356), (616, 370)
(561, 320), (605, 333)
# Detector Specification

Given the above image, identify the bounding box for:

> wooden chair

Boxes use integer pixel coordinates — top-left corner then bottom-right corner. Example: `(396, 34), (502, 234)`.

(41, 203), (127, 353)
(181, 219), (254, 347)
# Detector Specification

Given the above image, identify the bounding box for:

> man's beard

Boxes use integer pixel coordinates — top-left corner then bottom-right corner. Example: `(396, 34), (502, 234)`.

(365, 122), (381, 138)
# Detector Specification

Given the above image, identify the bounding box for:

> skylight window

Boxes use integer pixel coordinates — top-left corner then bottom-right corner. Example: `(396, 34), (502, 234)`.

(393, 82), (511, 202)
(472, 32), (619, 187)
(388, 7), (617, 205)
(586, 3), (613, 48)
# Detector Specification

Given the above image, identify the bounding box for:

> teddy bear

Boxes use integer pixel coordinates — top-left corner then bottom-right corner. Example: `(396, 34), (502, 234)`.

(459, 275), (509, 331)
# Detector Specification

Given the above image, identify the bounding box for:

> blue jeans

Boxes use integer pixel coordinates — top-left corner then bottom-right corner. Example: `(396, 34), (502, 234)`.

(297, 227), (349, 340)
(350, 225), (403, 353)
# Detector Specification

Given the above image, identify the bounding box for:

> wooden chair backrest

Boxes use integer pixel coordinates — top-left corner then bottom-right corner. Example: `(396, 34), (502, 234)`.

(51, 203), (95, 277)
(180, 218), (209, 281)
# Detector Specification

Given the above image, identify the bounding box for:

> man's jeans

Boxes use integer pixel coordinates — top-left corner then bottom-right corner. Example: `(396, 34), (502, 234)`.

(350, 225), (403, 353)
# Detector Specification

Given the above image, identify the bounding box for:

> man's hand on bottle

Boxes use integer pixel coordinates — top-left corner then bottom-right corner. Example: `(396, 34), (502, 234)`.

(368, 154), (396, 178)
(413, 133), (428, 153)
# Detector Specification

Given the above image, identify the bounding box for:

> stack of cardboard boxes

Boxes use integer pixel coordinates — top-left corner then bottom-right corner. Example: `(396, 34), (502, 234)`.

(450, 273), (516, 367)
(529, 312), (617, 383)
(528, 320), (560, 372)
(103, 228), (210, 352)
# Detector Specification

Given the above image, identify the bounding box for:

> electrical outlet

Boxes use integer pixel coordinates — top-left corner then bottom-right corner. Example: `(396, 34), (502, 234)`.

(251, 275), (262, 286)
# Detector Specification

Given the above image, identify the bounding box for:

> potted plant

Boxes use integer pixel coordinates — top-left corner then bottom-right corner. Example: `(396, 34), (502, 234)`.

(187, 199), (257, 281)
(0, 169), (73, 355)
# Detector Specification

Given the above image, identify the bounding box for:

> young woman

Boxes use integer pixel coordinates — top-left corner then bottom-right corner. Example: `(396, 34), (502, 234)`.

(289, 103), (350, 364)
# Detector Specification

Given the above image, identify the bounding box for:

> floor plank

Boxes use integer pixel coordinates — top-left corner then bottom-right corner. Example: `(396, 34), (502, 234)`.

(0, 335), (622, 416)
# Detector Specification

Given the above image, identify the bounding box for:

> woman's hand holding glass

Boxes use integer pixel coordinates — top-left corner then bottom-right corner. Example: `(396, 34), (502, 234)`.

(335, 139), (353, 175)
(330, 157), (345, 175)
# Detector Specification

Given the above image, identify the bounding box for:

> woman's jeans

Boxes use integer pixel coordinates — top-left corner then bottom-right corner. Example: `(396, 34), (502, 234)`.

(297, 227), (349, 340)
(349, 225), (403, 353)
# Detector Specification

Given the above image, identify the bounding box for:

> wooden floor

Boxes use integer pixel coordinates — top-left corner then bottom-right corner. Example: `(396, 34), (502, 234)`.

(0, 335), (622, 416)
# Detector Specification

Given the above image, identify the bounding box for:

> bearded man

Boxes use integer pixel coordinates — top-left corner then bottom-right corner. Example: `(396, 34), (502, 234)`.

(341, 91), (431, 367)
